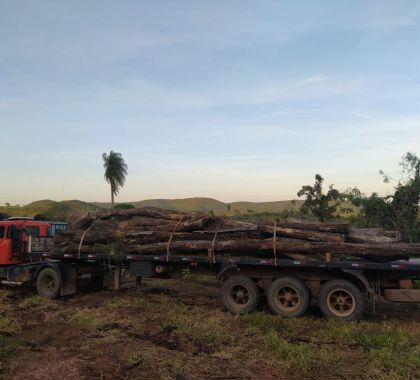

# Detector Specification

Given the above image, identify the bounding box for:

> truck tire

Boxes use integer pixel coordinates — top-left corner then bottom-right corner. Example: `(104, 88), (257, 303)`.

(319, 279), (365, 321)
(221, 275), (260, 314)
(266, 277), (309, 317)
(36, 267), (61, 299)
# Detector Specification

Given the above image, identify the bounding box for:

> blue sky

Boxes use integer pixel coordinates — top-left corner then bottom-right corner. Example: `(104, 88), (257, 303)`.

(1, 1), (420, 204)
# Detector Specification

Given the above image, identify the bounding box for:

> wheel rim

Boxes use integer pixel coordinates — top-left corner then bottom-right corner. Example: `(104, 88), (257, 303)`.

(228, 284), (251, 308)
(41, 274), (56, 293)
(274, 285), (301, 312)
(326, 288), (356, 317)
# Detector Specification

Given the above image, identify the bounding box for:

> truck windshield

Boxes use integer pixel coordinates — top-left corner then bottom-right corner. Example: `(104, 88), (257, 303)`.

(0, 226), (4, 239)
(25, 227), (40, 237)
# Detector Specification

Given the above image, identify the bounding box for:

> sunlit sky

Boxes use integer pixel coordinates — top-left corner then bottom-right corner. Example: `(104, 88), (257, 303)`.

(1, 1), (420, 205)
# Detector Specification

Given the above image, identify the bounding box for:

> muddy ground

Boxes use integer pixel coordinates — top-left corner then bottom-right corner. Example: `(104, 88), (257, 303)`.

(0, 275), (419, 380)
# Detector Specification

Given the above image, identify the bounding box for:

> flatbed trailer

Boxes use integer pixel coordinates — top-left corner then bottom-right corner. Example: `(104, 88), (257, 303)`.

(2, 248), (419, 321)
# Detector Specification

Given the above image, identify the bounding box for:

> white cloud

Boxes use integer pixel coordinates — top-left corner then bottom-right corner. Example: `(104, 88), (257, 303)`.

(299, 74), (328, 85)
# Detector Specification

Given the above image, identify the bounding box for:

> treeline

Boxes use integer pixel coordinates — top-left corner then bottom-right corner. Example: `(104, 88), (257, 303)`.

(295, 152), (420, 243)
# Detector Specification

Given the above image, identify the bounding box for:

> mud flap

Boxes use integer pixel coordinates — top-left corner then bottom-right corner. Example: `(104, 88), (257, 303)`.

(57, 264), (77, 296)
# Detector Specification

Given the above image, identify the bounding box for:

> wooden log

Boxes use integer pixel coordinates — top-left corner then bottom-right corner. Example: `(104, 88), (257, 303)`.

(58, 208), (418, 262)
(68, 207), (207, 229)
(278, 218), (351, 234)
(54, 229), (263, 247)
(60, 238), (420, 258)
(193, 226), (258, 234)
(346, 228), (401, 244)
(259, 225), (344, 242)
(58, 214), (217, 244)
(94, 207), (193, 221)
(68, 215), (94, 230)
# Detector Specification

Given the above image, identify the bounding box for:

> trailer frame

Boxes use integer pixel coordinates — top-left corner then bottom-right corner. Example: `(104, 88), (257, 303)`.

(1, 250), (419, 321)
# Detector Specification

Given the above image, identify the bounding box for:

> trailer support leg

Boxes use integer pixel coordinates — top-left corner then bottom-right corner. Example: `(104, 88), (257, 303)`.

(114, 267), (121, 290)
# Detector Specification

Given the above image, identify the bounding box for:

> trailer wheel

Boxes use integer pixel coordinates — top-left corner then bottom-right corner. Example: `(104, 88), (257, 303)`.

(267, 277), (309, 317)
(36, 267), (61, 299)
(319, 279), (365, 321)
(221, 275), (260, 314)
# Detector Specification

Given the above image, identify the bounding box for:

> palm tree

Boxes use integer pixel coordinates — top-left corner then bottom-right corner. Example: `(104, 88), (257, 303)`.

(102, 151), (128, 208)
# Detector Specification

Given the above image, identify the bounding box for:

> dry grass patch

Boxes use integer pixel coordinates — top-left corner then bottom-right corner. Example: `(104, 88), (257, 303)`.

(0, 317), (20, 334)
(124, 351), (150, 370)
(19, 295), (55, 309)
(164, 302), (230, 353)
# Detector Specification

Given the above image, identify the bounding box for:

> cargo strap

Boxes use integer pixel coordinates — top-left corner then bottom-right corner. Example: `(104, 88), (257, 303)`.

(209, 220), (222, 264)
(272, 221), (278, 266)
(167, 216), (184, 261)
(78, 220), (98, 259)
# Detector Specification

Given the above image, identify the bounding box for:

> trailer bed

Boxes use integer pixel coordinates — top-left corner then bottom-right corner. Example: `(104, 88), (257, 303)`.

(41, 251), (420, 272)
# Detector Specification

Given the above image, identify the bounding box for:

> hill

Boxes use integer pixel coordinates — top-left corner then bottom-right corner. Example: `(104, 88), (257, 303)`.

(95, 197), (304, 215)
(229, 200), (304, 214)
(0, 197), (302, 220)
(132, 197), (228, 213)
(0, 200), (99, 220)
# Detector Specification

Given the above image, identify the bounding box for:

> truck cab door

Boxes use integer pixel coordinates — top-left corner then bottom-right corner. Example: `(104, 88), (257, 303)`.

(7, 225), (27, 260)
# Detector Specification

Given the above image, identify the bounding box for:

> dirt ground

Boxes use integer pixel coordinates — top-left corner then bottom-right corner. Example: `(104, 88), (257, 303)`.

(0, 276), (419, 380)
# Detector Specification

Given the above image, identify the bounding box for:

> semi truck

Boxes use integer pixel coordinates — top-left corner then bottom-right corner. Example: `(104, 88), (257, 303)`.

(0, 217), (419, 321)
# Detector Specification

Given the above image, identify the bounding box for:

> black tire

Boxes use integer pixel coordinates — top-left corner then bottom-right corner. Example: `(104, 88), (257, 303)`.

(319, 279), (365, 321)
(36, 267), (61, 299)
(267, 277), (310, 317)
(221, 275), (260, 314)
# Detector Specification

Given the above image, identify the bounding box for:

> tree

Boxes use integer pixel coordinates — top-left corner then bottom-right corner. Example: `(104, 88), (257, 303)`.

(34, 213), (48, 221)
(114, 203), (135, 209)
(380, 152), (420, 241)
(345, 152), (420, 242)
(297, 174), (341, 222)
(102, 151), (128, 208)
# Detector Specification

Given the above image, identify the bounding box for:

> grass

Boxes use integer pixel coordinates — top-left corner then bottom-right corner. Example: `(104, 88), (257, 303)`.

(264, 330), (313, 372)
(65, 307), (127, 350)
(19, 295), (54, 309)
(244, 314), (333, 375)
(0, 317), (20, 334)
(181, 273), (215, 286)
(317, 320), (419, 349)
(125, 351), (150, 369)
(166, 304), (230, 352)
(67, 308), (111, 330)
(0, 277), (419, 379)
(102, 282), (420, 379)
(0, 336), (25, 366)
(243, 312), (420, 379)
(105, 292), (230, 352)
(368, 347), (420, 379)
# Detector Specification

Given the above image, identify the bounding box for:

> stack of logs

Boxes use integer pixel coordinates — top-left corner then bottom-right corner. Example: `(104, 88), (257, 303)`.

(53, 207), (420, 262)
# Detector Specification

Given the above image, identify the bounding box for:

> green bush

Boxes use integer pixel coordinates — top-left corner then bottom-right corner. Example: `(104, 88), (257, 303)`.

(114, 203), (135, 209)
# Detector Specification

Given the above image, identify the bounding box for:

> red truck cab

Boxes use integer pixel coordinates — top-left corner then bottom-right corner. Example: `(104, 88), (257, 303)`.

(0, 218), (50, 265)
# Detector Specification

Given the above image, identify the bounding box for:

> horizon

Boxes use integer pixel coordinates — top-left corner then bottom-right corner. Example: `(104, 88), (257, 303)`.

(6, 196), (305, 208)
(1, 1), (419, 204)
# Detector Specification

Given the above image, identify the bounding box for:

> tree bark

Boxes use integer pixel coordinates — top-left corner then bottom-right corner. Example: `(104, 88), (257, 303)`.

(56, 208), (419, 261)
(277, 218), (350, 234)
(111, 182), (115, 208)
(259, 225), (344, 242)
(60, 238), (420, 258)
(346, 228), (401, 244)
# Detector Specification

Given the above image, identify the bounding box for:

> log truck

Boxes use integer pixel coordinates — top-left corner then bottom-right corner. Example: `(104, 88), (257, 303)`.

(0, 217), (419, 321)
